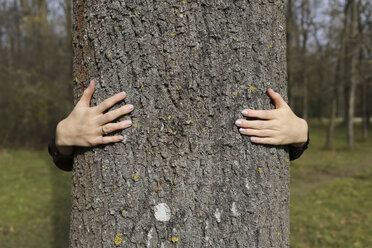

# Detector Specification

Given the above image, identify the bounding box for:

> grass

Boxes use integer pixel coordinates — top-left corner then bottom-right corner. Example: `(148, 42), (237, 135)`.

(0, 150), (71, 248)
(0, 122), (371, 247)
(290, 122), (372, 248)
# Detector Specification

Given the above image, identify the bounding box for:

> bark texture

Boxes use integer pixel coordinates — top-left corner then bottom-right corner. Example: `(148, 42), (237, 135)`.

(70, 1), (289, 247)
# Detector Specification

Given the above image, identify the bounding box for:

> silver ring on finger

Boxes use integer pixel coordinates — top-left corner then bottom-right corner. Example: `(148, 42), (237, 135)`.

(101, 126), (107, 135)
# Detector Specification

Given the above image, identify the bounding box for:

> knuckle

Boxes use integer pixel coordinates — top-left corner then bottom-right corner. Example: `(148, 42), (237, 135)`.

(113, 123), (121, 131)
(106, 112), (114, 120)
(244, 129), (251, 135)
(105, 125), (112, 133)
(255, 130), (263, 137)
(260, 112), (268, 119)
(101, 100), (109, 109)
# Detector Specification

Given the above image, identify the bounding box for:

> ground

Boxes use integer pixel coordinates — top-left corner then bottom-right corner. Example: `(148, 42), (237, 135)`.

(0, 122), (371, 247)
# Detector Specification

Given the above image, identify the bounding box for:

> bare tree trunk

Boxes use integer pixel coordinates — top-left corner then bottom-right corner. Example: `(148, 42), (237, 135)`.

(303, 75), (308, 121)
(347, 0), (360, 147)
(70, 1), (289, 247)
(299, 0), (310, 120)
(362, 79), (368, 139)
(326, 93), (337, 149)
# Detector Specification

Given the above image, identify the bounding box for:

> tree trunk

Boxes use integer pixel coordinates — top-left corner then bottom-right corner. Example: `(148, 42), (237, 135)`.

(347, 0), (360, 147)
(299, 0), (309, 121)
(70, 1), (289, 247)
(326, 5), (348, 149)
(362, 79), (368, 139)
(326, 93), (337, 149)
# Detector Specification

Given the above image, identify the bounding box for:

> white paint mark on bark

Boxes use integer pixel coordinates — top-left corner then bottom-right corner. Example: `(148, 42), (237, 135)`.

(245, 179), (250, 190)
(147, 227), (153, 248)
(205, 220), (209, 241)
(231, 202), (239, 217)
(214, 208), (221, 223)
(154, 203), (171, 221)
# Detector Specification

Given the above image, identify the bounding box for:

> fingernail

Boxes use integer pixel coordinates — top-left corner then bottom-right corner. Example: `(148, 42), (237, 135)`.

(120, 91), (126, 97)
(89, 80), (93, 88)
(124, 120), (132, 126)
(235, 120), (242, 126)
(239, 128), (245, 133)
(117, 136), (124, 141)
(127, 104), (134, 110)
(242, 110), (248, 115)
(251, 137), (256, 142)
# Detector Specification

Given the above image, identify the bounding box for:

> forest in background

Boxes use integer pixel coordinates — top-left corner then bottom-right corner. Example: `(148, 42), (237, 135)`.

(0, 0), (72, 148)
(0, 0), (371, 148)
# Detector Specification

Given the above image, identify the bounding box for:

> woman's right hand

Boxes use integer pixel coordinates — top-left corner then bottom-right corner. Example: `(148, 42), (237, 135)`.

(55, 80), (134, 154)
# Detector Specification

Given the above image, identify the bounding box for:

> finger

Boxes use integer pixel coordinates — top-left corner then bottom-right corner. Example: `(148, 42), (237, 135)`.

(95, 91), (127, 113)
(267, 88), (288, 109)
(97, 104), (134, 125)
(101, 120), (132, 134)
(77, 80), (95, 107)
(235, 119), (273, 130)
(250, 136), (279, 145)
(238, 128), (274, 137)
(241, 108), (276, 120)
(91, 135), (124, 145)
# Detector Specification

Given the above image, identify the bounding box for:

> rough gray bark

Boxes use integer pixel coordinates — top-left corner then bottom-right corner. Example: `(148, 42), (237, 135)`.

(70, 1), (289, 247)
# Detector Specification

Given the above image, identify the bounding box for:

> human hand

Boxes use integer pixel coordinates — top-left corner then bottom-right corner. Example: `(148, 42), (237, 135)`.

(55, 80), (134, 152)
(235, 88), (308, 146)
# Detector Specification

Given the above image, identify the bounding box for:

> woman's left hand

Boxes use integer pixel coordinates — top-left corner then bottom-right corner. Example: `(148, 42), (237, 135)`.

(235, 88), (308, 146)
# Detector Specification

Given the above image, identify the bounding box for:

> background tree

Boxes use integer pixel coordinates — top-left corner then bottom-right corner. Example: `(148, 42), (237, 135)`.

(0, 0), (73, 148)
(69, 1), (290, 247)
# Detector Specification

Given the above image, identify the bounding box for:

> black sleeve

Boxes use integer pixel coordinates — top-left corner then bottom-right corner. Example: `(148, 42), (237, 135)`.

(48, 136), (73, 172)
(289, 132), (309, 161)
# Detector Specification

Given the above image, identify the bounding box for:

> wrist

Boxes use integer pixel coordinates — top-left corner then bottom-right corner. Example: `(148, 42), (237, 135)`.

(56, 119), (72, 147)
(292, 118), (308, 147)
(55, 120), (75, 156)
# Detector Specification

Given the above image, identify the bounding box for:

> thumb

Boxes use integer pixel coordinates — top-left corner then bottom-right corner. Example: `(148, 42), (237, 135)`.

(77, 80), (95, 107)
(267, 88), (287, 109)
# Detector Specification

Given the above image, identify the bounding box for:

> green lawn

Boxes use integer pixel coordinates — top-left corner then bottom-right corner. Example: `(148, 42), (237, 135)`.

(0, 150), (71, 248)
(290, 123), (372, 248)
(0, 123), (371, 247)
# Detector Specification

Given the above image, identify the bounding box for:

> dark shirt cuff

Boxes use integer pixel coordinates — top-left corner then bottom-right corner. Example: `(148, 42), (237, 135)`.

(48, 136), (73, 171)
(289, 131), (309, 161)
